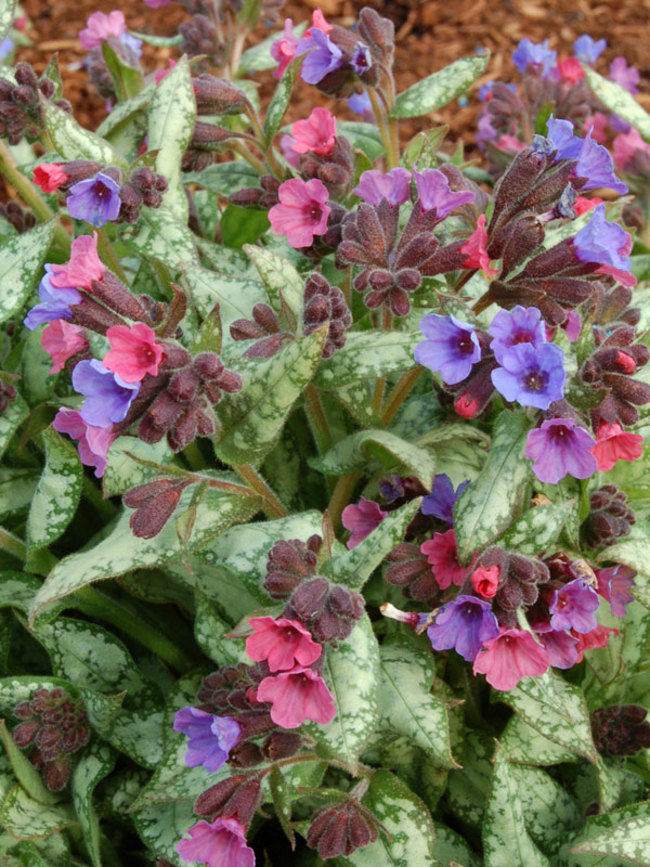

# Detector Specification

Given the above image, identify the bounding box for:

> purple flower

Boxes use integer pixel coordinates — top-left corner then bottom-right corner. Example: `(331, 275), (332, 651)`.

(478, 81), (495, 101)
(341, 497), (387, 549)
(427, 595), (499, 662)
(421, 474), (469, 524)
(350, 42), (372, 76)
(297, 28), (343, 84)
(546, 116), (584, 160)
(66, 171), (121, 228)
(352, 168), (412, 206)
(573, 204), (631, 271)
(347, 90), (372, 117)
(378, 475), (405, 504)
(477, 112), (498, 145)
(415, 313), (481, 385)
(574, 133), (628, 194)
(173, 707), (241, 772)
(177, 817), (255, 867)
(534, 626), (579, 669)
(609, 56), (640, 94)
(549, 578), (600, 633)
(488, 305), (547, 365)
(23, 265), (82, 330)
(596, 564), (635, 617)
(512, 38), (557, 77)
(525, 418), (597, 484)
(574, 35), (606, 64)
(413, 168), (474, 218)
(72, 359), (140, 427)
(491, 342), (565, 410)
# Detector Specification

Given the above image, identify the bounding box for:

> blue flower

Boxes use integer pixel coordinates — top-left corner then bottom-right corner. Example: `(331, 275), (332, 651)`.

(415, 313), (481, 385)
(491, 342), (566, 410)
(413, 168), (474, 218)
(72, 359), (140, 427)
(421, 474), (469, 525)
(546, 115), (584, 160)
(23, 265), (82, 330)
(512, 38), (557, 77)
(427, 595), (499, 662)
(350, 42), (372, 76)
(297, 28), (343, 85)
(573, 35), (606, 64)
(347, 90), (372, 116)
(173, 707), (241, 772)
(545, 117), (628, 194)
(488, 305), (547, 365)
(66, 171), (122, 228)
(573, 204), (631, 270)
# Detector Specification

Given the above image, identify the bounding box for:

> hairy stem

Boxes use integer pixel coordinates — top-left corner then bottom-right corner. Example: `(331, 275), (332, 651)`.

(328, 471), (361, 531)
(234, 464), (288, 519)
(380, 367), (423, 427)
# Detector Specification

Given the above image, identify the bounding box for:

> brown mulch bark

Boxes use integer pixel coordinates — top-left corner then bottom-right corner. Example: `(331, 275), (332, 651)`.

(13, 0), (650, 148)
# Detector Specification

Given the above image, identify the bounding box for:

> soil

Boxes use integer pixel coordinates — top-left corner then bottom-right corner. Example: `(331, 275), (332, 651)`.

(12, 0), (650, 150)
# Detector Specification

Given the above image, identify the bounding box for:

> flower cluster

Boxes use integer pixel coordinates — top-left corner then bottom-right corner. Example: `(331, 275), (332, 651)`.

(0, 62), (71, 145)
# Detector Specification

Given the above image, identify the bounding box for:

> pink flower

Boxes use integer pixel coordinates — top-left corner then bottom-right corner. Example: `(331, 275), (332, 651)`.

(573, 624), (619, 662)
(33, 163), (68, 193)
(155, 58), (176, 85)
(290, 107), (337, 156)
(50, 233), (104, 291)
(246, 617), (322, 672)
(583, 113), (609, 144)
(311, 9), (332, 32)
(271, 18), (299, 79)
(460, 214), (499, 279)
(612, 127), (650, 172)
(279, 134), (301, 167)
(268, 178), (331, 248)
(590, 422), (643, 472)
(52, 408), (116, 478)
(41, 320), (88, 374)
(420, 529), (474, 590)
(563, 311), (581, 342)
(495, 134), (527, 152)
(574, 196), (603, 215)
(103, 323), (164, 383)
(557, 57), (584, 84)
(473, 628), (549, 691)
(177, 817), (255, 867)
(144, 0), (172, 7)
(471, 564), (499, 598)
(79, 11), (126, 51)
(341, 497), (387, 549)
(256, 666), (336, 728)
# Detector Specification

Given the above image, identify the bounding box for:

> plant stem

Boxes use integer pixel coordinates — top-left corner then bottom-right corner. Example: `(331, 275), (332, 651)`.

(304, 383), (333, 455)
(380, 367), (423, 427)
(0, 526), (26, 561)
(234, 464), (288, 519)
(328, 471), (361, 531)
(367, 87), (395, 169)
(230, 140), (267, 175)
(96, 227), (127, 282)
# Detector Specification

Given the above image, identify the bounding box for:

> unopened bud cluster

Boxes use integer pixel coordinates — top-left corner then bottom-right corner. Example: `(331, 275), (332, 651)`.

(0, 63), (71, 144)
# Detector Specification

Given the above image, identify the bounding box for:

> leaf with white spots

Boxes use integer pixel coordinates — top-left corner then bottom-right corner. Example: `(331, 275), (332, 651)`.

(183, 162), (262, 195)
(0, 468), (39, 519)
(0, 222), (54, 325)
(310, 615), (380, 773)
(243, 244), (304, 320)
(568, 801), (650, 866)
(598, 538), (650, 579)
(392, 54), (490, 118)
(446, 731), (493, 830)
(26, 429), (82, 552)
(500, 714), (578, 766)
(193, 589), (246, 666)
(0, 0), (15, 44)
(102, 436), (172, 498)
(499, 502), (574, 556)
(96, 86), (152, 162)
(584, 66), (650, 140)
(269, 765), (294, 847)
(264, 58), (298, 145)
(42, 99), (127, 166)
(71, 742), (116, 867)
(0, 786), (75, 841)
(508, 763), (582, 856)
(337, 122), (385, 161)
(127, 206), (200, 272)
(133, 798), (196, 866)
(454, 409), (531, 564)
(314, 332), (421, 388)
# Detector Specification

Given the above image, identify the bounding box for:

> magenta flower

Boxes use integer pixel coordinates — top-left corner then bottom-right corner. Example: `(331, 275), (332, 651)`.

(271, 18), (300, 79)
(420, 529), (473, 590)
(177, 817), (255, 867)
(290, 107), (336, 156)
(534, 626), (579, 669)
(488, 305), (546, 365)
(415, 313), (481, 385)
(471, 565), (500, 599)
(564, 311), (581, 342)
(549, 578), (600, 633)
(79, 11), (127, 50)
(33, 163), (67, 193)
(427, 595), (499, 662)
(460, 214), (499, 278)
(246, 616), (322, 672)
(268, 178), (331, 248)
(525, 418), (597, 484)
(595, 564), (635, 617)
(72, 359), (140, 427)
(341, 497), (387, 549)
(66, 172), (121, 228)
(256, 667), (336, 729)
(103, 323), (164, 383)
(50, 233), (104, 291)
(352, 168), (412, 207)
(473, 628), (550, 691)
(575, 624), (619, 662)
(491, 342), (566, 410)
(591, 422), (643, 472)
(173, 707), (240, 773)
(609, 56), (640, 94)
(413, 168), (474, 217)
(41, 320), (88, 374)
(52, 408), (116, 478)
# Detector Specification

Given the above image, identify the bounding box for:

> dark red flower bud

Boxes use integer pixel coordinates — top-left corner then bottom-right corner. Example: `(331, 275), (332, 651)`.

(264, 538), (320, 598)
(192, 74), (251, 115)
(307, 800), (378, 859)
(123, 477), (191, 539)
(194, 773), (263, 825)
(284, 577), (364, 643)
(43, 755), (71, 792)
(227, 741), (264, 768)
(261, 731), (303, 761)
(591, 705), (650, 756)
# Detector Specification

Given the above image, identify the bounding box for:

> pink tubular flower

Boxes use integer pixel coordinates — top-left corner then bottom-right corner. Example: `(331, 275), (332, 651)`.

(290, 107), (337, 156)
(33, 163), (68, 193)
(103, 323), (164, 383)
(590, 422), (643, 472)
(52, 408), (116, 478)
(473, 628), (549, 691)
(256, 666), (336, 729)
(420, 529), (474, 590)
(268, 178), (331, 248)
(574, 196), (604, 216)
(79, 11), (127, 50)
(612, 127), (650, 171)
(41, 320), (88, 374)
(471, 564), (500, 598)
(49, 233), (104, 291)
(271, 18), (300, 79)
(574, 624), (619, 662)
(460, 214), (499, 279)
(177, 817), (255, 867)
(341, 497), (387, 549)
(246, 617), (322, 672)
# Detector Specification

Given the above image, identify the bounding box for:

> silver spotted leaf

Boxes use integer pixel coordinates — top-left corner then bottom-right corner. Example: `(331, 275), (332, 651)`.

(391, 54), (490, 118)
(71, 742), (116, 867)
(0, 221), (54, 325)
(584, 66), (650, 140)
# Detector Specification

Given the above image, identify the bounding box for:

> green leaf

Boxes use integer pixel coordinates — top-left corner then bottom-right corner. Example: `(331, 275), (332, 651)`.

(26, 429), (82, 552)
(127, 206), (199, 272)
(133, 799), (196, 865)
(433, 823), (481, 867)
(220, 205), (269, 248)
(102, 436), (172, 498)
(499, 502), (574, 556)
(377, 635), (457, 769)
(0, 222), (55, 325)
(269, 765), (294, 847)
(183, 161), (261, 195)
(569, 801), (650, 865)
(314, 332), (421, 388)
(42, 99), (126, 166)
(0, 392), (28, 462)
(454, 409), (531, 563)
(148, 56), (196, 221)
(0, 720), (59, 807)
(446, 732), (493, 830)
(310, 614), (380, 772)
(338, 122), (385, 162)
(0, 0), (15, 45)
(0, 786), (74, 841)
(482, 749), (551, 867)
(102, 40), (144, 101)
(508, 763), (582, 855)
(243, 243), (305, 320)
(71, 742), (116, 867)
(193, 589), (246, 666)
(392, 54), (490, 118)
(214, 328), (327, 465)
(500, 714), (578, 766)
(263, 58), (298, 146)
(584, 66), (650, 140)
(598, 538), (650, 578)
(96, 87), (151, 162)
(0, 469), (38, 520)
(501, 671), (597, 764)
(323, 499), (421, 591)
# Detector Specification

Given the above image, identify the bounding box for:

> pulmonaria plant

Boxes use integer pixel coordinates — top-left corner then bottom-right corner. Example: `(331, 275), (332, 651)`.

(0, 4), (649, 866)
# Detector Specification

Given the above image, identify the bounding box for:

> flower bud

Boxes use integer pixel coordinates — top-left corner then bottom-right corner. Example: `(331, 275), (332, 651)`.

(264, 538), (319, 598)
(261, 731), (303, 761)
(123, 477), (191, 539)
(591, 705), (650, 756)
(307, 800), (378, 858)
(194, 773), (263, 825)
(284, 577), (364, 643)
(193, 74), (251, 115)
